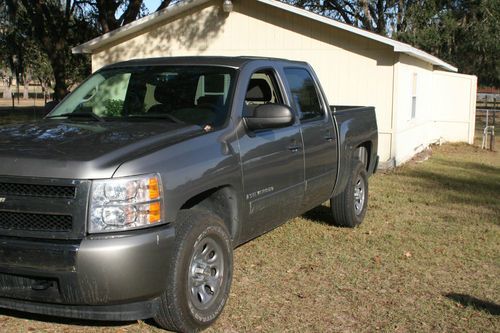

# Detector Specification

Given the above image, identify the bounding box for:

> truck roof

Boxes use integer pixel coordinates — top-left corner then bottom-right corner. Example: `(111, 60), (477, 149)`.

(102, 56), (308, 70)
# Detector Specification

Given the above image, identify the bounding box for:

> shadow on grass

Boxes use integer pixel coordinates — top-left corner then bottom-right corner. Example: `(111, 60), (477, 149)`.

(0, 307), (134, 327)
(404, 159), (500, 217)
(302, 204), (339, 226)
(431, 157), (500, 179)
(303, 204), (370, 229)
(444, 293), (500, 316)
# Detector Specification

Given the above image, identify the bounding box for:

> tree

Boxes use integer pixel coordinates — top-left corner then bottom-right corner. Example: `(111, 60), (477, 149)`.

(286, 0), (410, 35)
(24, 40), (54, 101)
(0, 0), (29, 100)
(1, 1), (183, 101)
(84, 0), (177, 34)
(395, 0), (499, 86)
(284, 0), (499, 86)
(3, 0), (96, 100)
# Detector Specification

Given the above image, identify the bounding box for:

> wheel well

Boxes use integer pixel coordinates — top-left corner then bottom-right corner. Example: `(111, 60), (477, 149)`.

(180, 186), (239, 241)
(355, 142), (372, 170)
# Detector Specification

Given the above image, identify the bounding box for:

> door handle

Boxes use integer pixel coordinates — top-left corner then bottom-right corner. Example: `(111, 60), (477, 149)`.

(288, 144), (301, 153)
(324, 131), (334, 142)
(324, 135), (334, 142)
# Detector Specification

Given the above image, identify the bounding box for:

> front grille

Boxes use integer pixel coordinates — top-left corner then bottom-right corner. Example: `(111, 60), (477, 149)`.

(0, 177), (89, 239)
(0, 182), (76, 199)
(0, 211), (73, 232)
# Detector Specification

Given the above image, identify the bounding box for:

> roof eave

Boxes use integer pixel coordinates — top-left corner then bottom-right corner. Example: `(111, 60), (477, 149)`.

(72, 0), (212, 54)
(257, 0), (458, 72)
(73, 0), (458, 73)
(393, 44), (458, 72)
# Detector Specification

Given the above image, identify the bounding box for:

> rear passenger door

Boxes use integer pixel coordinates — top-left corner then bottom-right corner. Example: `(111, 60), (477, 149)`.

(283, 67), (338, 211)
(238, 68), (305, 239)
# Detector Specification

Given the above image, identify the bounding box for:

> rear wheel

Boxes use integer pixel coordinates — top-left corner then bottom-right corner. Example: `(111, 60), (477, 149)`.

(330, 160), (368, 227)
(154, 210), (233, 332)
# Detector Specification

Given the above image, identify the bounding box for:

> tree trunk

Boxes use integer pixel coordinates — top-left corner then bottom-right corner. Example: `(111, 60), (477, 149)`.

(49, 51), (69, 101)
(359, 0), (374, 31)
(121, 0), (143, 26)
(375, 0), (386, 34)
(52, 66), (69, 101)
(23, 79), (29, 100)
(96, 0), (120, 33)
(3, 82), (11, 100)
(157, 0), (172, 11)
(396, 0), (405, 33)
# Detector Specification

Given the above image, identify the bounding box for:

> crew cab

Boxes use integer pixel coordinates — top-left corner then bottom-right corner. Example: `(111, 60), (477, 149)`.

(0, 57), (378, 332)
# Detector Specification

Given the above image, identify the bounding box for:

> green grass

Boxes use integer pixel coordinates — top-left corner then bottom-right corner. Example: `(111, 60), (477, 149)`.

(213, 143), (499, 333)
(0, 141), (498, 332)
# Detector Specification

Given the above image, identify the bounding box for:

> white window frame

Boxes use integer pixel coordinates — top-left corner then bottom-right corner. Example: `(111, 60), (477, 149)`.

(411, 73), (417, 119)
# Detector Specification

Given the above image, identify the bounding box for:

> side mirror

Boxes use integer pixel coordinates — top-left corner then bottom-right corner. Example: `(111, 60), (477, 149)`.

(44, 100), (59, 115)
(243, 104), (295, 131)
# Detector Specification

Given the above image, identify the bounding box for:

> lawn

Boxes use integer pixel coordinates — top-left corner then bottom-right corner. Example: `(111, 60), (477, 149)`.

(0, 124), (498, 332)
(0, 106), (46, 125)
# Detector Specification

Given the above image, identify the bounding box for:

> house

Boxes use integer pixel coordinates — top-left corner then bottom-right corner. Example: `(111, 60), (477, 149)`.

(72, 0), (477, 167)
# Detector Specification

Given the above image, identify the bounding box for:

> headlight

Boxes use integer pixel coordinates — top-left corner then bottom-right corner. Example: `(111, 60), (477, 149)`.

(89, 174), (163, 233)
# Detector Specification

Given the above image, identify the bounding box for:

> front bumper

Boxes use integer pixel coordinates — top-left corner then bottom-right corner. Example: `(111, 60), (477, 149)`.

(0, 225), (175, 320)
(0, 297), (159, 321)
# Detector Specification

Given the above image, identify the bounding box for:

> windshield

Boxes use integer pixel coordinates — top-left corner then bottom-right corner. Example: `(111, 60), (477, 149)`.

(48, 66), (236, 127)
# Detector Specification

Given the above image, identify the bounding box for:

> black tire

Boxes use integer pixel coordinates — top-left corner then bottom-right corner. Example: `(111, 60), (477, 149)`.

(330, 160), (368, 228)
(154, 209), (233, 332)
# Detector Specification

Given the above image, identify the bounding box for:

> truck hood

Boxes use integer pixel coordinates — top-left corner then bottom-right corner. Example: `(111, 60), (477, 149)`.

(0, 120), (202, 179)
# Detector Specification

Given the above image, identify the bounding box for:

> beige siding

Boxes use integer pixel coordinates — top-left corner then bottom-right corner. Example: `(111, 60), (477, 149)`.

(393, 55), (477, 164)
(92, 0), (396, 162)
(393, 54), (436, 164)
(431, 71), (477, 144)
(90, 0), (477, 166)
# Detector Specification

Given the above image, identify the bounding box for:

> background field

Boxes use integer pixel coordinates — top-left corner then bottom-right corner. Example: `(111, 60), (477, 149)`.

(0, 114), (498, 332)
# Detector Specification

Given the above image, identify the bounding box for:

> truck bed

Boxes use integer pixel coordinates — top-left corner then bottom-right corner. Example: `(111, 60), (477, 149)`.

(330, 105), (378, 197)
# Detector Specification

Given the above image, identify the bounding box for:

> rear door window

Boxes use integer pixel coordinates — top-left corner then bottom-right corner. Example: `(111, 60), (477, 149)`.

(284, 68), (324, 122)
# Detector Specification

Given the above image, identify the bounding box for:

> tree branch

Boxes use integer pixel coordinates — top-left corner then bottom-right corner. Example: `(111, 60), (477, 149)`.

(157, 0), (173, 11)
(120, 0), (143, 26)
(326, 0), (353, 25)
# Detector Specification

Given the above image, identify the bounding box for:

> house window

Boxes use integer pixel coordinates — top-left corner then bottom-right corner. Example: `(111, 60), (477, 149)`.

(411, 73), (417, 119)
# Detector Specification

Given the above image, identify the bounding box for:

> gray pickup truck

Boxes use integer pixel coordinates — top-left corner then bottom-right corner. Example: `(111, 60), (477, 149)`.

(0, 57), (377, 332)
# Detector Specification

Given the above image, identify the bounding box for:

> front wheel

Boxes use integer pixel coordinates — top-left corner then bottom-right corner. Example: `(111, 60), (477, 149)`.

(330, 160), (369, 227)
(154, 210), (233, 332)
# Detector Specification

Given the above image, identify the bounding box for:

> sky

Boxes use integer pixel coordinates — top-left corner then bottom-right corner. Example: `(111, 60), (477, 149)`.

(143, 0), (162, 12)
(114, 0), (161, 17)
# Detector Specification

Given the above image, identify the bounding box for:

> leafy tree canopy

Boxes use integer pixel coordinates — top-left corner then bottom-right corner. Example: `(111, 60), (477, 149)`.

(285, 0), (499, 86)
(1, 0), (497, 100)
(0, 0), (177, 100)
(395, 0), (499, 86)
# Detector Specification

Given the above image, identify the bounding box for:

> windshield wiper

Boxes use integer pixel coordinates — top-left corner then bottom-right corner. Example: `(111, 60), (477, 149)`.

(46, 112), (105, 122)
(127, 114), (185, 124)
